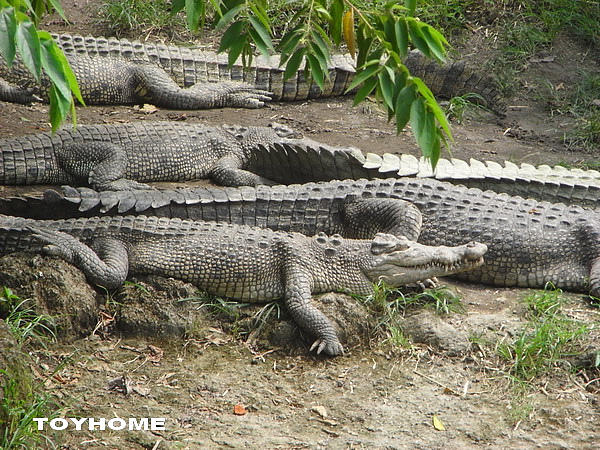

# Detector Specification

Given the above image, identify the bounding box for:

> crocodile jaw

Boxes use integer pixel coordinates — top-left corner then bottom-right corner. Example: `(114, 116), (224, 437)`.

(366, 240), (488, 286)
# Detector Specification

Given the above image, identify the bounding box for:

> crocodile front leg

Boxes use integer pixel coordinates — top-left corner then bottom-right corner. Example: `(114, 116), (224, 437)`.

(134, 65), (273, 109)
(342, 198), (423, 241)
(57, 142), (150, 191)
(283, 264), (344, 356)
(27, 227), (129, 289)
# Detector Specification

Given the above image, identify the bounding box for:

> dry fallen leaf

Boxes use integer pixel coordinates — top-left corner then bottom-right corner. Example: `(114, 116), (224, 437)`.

(233, 404), (247, 415)
(433, 414), (446, 431)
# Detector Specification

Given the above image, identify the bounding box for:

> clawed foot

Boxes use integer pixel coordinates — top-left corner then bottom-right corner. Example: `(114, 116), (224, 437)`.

(26, 226), (77, 263)
(220, 81), (272, 108)
(227, 89), (273, 108)
(93, 179), (153, 191)
(309, 337), (344, 356)
(418, 277), (439, 290)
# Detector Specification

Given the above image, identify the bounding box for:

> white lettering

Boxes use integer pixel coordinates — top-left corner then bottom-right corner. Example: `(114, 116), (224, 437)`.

(150, 418), (166, 431)
(50, 418), (68, 430)
(70, 417), (88, 430)
(108, 418), (126, 430)
(128, 417), (149, 430)
(32, 418), (48, 430)
(88, 417), (106, 430)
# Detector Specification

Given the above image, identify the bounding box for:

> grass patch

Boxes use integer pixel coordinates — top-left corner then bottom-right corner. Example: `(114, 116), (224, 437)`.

(1, 372), (59, 450)
(496, 286), (588, 382)
(0, 287), (60, 448)
(96, 0), (196, 39)
(181, 292), (281, 341)
(0, 287), (56, 347)
(359, 282), (464, 350)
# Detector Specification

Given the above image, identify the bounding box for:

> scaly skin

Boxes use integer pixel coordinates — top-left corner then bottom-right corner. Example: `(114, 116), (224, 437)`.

(0, 54), (271, 109)
(8, 178), (600, 296)
(0, 32), (507, 114)
(0, 122), (363, 190)
(0, 214), (486, 355)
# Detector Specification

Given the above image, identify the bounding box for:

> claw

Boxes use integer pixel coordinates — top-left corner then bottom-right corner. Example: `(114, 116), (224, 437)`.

(309, 338), (344, 356)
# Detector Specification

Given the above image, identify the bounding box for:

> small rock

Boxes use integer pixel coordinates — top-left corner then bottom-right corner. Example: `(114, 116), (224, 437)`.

(311, 405), (328, 419)
(400, 311), (470, 355)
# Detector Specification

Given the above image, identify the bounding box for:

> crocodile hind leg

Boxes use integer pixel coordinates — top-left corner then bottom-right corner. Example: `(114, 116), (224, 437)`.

(57, 142), (151, 191)
(27, 227), (129, 289)
(341, 198), (423, 241)
(133, 64), (273, 109)
(283, 264), (344, 356)
(210, 155), (277, 186)
(0, 78), (42, 103)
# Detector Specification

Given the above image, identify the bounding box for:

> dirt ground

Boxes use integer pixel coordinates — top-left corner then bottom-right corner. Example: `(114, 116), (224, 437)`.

(1, 2), (600, 449)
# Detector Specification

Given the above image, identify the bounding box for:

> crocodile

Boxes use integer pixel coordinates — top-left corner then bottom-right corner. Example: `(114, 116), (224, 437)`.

(0, 32), (507, 114)
(0, 121), (366, 190)
(6, 178), (600, 296)
(0, 53), (271, 109)
(3, 121), (600, 204)
(0, 214), (487, 355)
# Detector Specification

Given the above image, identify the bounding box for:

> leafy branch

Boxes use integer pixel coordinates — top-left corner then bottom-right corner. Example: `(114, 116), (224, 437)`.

(0, 0), (83, 131)
(175, 0), (453, 166)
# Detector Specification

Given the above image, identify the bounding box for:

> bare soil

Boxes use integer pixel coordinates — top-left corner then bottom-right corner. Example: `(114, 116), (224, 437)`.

(1, 3), (600, 449)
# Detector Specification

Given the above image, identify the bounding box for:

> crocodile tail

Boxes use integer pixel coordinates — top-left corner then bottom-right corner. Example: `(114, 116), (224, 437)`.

(246, 142), (381, 183)
(0, 134), (55, 185)
(404, 51), (507, 116)
(0, 214), (46, 254)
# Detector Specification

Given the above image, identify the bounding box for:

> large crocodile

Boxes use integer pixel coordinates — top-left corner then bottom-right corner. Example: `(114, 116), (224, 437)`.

(6, 178), (600, 296)
(0, 214), (487, 355)
(0, 52), (272, 109)
(3, 122), (600, 204)
(0, 33), (507, 113)
(0, 121), (363, 190)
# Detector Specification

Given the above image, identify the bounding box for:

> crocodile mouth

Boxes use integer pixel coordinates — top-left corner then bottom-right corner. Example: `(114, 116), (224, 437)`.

(402, 256), (485, 273)
(369, 242), (488, 286)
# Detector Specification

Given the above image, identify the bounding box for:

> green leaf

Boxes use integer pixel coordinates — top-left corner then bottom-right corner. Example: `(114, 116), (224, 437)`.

(305, 53), (324, 90)
(404, 0), (416, 16)
(215, 4), (244, 31)
(384, 17), (396, 52)
(279, 24), (303, 54)
(226, 30), (247, 67)
(185, 0), (204, 32)
(346, 60), (380, 92)
(248, 1), (270, 31)
(45, 0), (67, 22)
(329, 0), (344, 45)
(407, 19), (431, 58)
(311, 25), (331, 64)
(279, 29), (302, 64)
(395, 83), (416, 133)
(47, 83), (71, 132)
(378, 69), (394, 112)
(39, 33), (84, 105)
(308, 42), (326, 73)
(170, 0), (185, 15)
(395, 18), (408, 60)
(352, 74), (377, 106)
(411, 77), (452, 139)
(218, 20), (245, 53)
(283, 47), (305, 81)
(0, 7), (17, 65)
(410, 98), (436, 159)
(421, 25), (446, 63)
(15, 20), (41, 80)
(248, 15), (274, 57)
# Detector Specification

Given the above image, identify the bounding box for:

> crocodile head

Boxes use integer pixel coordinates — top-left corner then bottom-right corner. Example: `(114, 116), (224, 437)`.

(364, 234), (487, 285)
